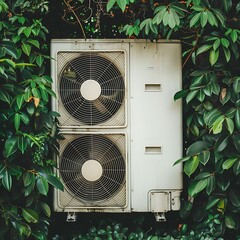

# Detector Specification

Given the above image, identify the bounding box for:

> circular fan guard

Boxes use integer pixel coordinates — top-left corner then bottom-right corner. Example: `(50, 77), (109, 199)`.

(59, 53), (125, 125)
(60, 135), (126, 202)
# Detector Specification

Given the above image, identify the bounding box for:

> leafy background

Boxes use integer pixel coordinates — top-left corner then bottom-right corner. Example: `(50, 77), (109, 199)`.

(1, 0), (240, 239)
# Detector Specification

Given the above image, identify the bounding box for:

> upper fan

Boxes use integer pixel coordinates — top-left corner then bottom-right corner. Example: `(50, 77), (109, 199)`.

(59, 134), (126, 207)
(57, 51), (126, 127)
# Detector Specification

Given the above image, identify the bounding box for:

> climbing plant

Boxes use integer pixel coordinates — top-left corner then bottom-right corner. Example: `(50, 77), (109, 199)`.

(0, 1), (63, 239)
(1, 0), (240, 239)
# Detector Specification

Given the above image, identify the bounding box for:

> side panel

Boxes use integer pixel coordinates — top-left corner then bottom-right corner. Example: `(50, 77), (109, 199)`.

(130, 42), (182, 212)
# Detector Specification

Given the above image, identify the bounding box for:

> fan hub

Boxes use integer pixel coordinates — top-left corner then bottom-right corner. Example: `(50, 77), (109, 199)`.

(80, 80), (101, 101)
(81, 160), (103, 181)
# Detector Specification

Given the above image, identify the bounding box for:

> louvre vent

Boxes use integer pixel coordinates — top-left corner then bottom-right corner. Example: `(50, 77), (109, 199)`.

(59, 134), (126, 207)
(57, 51), (126, 127)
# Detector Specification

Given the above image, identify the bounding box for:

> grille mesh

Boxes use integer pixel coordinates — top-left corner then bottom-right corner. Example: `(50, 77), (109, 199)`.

(59, 134), (126, 205)
(57, 51), (126, 127)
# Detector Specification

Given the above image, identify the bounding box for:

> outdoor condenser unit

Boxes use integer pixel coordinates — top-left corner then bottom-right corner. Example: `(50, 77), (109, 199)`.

(51, 39), (183, 221)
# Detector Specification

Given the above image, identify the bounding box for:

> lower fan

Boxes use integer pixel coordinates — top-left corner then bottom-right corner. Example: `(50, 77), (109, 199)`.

(55, 133), (127, 210)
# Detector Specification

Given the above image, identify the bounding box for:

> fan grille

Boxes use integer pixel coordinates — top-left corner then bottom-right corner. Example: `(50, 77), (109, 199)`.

(59, 134), (126, 205)
(57, 51), (126, 127)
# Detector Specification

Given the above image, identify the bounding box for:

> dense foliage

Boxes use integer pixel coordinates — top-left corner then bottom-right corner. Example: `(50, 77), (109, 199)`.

(0, 0), (63, 239)
(1, 0), (240, 239)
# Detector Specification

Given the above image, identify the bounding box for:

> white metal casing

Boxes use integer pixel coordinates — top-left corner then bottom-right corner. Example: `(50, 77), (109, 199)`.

(51, 39), (183, 214)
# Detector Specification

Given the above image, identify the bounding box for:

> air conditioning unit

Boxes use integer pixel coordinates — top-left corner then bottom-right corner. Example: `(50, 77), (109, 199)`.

(51, 39), (182, 221)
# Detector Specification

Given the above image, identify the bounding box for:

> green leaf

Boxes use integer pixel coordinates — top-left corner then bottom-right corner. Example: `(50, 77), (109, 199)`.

(188, 179), (208, 197)
(180, 200), (193, 219)
(173, 156), (191, 166)
(36, 177), (49, 195)
(24, 89), (31, 101)
(205, 109), (221, 126)
(11, 221), (31, 237)
(32, 231), (47, 240)
(233, 160), (240, 175)
(2, 41), (18, 59)
(231, 30), (238, 42)
(5, 136), (18, 157)
(141, 19), (151, 35)
(0, 1), (9, 12)
(41, 202), (51, 217)
(198, 150), (210, 165)
(209, 49), (219, 66)
(163, 11), (170, 26)
(223, 47), (231, 62)
(23, 27), (31, 37)
(222, 158), (238, 170)
(39, 173), (64, 191)
(217, 176), (230, 191)
(200, 11), (208, 27)
(32, 88), (40, 98)
(0, 89), (11, 104)
(186, 90), (198, 103)
(222, 0), (232, 13)
(215, 135), (229, 152)
(191, 5), (205, 11)
(18, 135), (27, 154)
(18, 16), (26, 24)
(117, 0), (126, 12)
(2, 169), (12, 191)
(197, 89), (205, 102)
(229, 190), (240, 207)
(27, 39), (40, 48)
(16, 94), (25, 110)
(213, 38), (220, 50)
(14, 113), (21, 131)
(36, 55), (44, 67)
(190, 12), (201, 28)
(40, 88), (48, 101)
(206, 196), (220, 210)
(168, 11), (176, 28)
(184, 156), (199, 177)
(0, 163), (6, 178)
(206, 175), (215, 195)
(196, 44), (212, 55)
(233, 133), (240, 152)
(237, 2), (240, 13)
(225, 215), (236, 229)
(171, 8), (180, 25)
(221, 38), (230, 48)
(187, 141), (211, 156)
(233, 78), (240, 94)
(23, 172), (34, 187)
(207, 10), (218, 27)
(190, 124), (199, 137)
(225, 107), (236, 118)
(149, 21), (157, 34)
(226, 118), (234, 134)
(195, 172), (211, 180)
(212, 116), (224, 134)
(22, 208), (39, 223)
(20, 113), (30, 125)
(174, 90), (188, 100)
(21, 43), (31, 56)
(153, 7), (166, 24)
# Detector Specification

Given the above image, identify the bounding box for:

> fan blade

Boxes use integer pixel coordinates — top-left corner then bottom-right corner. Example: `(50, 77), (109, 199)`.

(92, 99), (109, 114)
(99, 92), (123, 106)
(62, 70), (77, 80)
